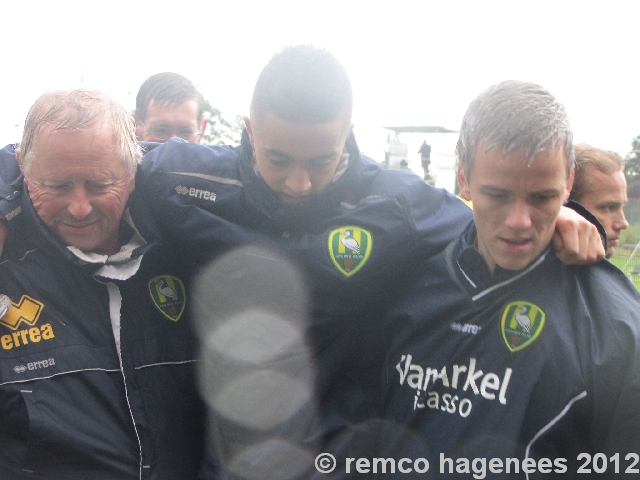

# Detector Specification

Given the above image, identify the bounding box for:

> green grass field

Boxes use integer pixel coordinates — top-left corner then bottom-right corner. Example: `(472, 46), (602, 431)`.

(609, 253), (640, 289)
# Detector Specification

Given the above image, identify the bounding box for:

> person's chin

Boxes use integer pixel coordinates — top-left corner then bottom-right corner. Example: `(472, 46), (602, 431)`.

(62, 238), (100, 253)
(56, 227), (102, 250)
(279, 193), (310, 204)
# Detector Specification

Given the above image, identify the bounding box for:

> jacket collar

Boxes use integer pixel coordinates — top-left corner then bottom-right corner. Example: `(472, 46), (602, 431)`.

(445, 221), (551, 300)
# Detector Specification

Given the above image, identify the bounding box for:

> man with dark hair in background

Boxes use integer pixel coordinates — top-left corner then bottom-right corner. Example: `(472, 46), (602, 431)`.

(569, 143), (629, 257)
(134, 72), (207, 143)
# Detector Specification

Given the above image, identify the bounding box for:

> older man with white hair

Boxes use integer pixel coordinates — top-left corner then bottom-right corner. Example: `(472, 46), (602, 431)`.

(0, 89), (205, 479)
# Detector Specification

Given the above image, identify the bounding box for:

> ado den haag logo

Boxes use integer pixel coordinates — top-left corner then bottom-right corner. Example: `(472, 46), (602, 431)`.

(148, 275), (186, 321)
(501, 301), (546, 352)
(327, 226), (372, 277)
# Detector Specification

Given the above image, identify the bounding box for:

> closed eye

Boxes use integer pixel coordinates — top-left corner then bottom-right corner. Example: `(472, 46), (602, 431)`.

(86, 181), (115, 193)
(483, 191), (510, 201)
(308, 159), (333, 170)
(269, 157), (292, 168)
(529, 191), (560, 204)
(488, 192), (508, 199)
(45, 182), (72, 193)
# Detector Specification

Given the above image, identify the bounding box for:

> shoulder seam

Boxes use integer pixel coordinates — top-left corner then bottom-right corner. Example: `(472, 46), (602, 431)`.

(166, 171), (243, 187)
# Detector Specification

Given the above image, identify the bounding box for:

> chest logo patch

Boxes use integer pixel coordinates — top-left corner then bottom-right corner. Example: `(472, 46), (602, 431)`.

(149, 275), (186, 322)
(0, 295), (44, 330)
(328, 226), (372, 277)
(500, 301), (545, 352)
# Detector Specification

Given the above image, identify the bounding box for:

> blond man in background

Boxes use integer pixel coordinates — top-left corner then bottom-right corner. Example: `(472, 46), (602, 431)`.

(570, 144), (629, 257)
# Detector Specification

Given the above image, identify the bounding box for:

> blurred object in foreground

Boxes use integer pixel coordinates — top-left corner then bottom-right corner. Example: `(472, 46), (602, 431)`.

(193, 245), (322, 480)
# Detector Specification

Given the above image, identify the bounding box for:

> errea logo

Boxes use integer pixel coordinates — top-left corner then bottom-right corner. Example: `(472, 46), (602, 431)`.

(175, 185), (216, 201)
(0, 295), (55, 350)
(1, 295), (43, 330)
(13, 358), (55, 374)
(450, 322), (482, 335)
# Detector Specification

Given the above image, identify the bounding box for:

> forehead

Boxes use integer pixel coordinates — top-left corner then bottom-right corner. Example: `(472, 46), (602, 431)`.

(254, 114), (347, 151)
(583, 166), (625, 185)
(470, 146), (569, 185)
(582, 168), (627, 196)
(30, 126), (125, 176)
(145, 99), (199, 124)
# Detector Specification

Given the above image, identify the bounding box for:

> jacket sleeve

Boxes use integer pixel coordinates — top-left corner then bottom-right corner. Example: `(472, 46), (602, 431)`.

(394, 171), (473, 260)
(0, 144), (24, 222)
(130, 140), (249, 266)
(569, 263), (640, 463)
(592, 309), (640, 458)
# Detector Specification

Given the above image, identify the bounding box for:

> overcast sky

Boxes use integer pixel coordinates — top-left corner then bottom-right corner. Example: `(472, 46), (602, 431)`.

(2, 0), (638, 173)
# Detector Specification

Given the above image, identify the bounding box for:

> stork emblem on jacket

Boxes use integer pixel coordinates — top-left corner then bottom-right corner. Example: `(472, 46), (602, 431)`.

(500, 301), (546, 352)
(149, 276), (186, 321)
(328, 226), (372, 277)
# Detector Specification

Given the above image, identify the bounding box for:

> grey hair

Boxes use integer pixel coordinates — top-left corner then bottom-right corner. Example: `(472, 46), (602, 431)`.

(456, 80), (574, 179)
(18, 89), (142, 176)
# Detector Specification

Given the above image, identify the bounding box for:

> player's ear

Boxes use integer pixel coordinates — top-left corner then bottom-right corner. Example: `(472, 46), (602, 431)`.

(196, 117), (208, 144)
(243, 116), (253, 144)
(565, 167), (575, 202)
(16, 149), (25, 178)
(457, 166), (471, 201)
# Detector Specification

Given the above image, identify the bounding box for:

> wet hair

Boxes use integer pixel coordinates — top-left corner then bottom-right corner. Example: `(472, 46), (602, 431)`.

(457, 80), (573, 179)
(135, 72), (204, 123)
(250, 44), (353, 130)
(18, 89), (142, 176)
(570, 143), (625, 202)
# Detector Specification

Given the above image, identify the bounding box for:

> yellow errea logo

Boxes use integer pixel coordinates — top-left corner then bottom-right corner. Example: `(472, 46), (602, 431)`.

(0, 295), (44, 330)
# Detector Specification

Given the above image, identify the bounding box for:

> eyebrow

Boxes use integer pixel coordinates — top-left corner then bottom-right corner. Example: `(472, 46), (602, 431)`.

(529, 188), (563, 196)
(594, 200), (624, 208)
(263, 148), (339, 162)
(479, 185), (508, 193)
(479, 185), (563, 196)
(148, 124), (195, 130)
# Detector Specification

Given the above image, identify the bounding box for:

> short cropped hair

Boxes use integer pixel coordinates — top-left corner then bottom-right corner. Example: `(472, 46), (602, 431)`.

(570, 143), (625, 202)
(18, 89), (142, 177)
(135, 72), (204, 123)
(457, 80), (573, 179)
(250, 44), (353, 130)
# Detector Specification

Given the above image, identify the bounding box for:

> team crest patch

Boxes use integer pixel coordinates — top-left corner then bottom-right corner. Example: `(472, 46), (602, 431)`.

(327, 226), (372, 277)
(501, 301), (545, 352)
(149, 276), (186, 322)
(0, 295), (44, 330)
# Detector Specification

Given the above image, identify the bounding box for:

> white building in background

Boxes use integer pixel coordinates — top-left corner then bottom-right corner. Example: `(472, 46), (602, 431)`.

(383, 126), (459, 194)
